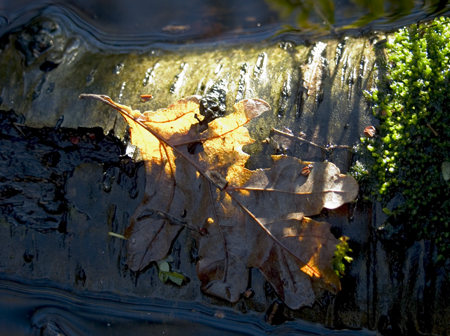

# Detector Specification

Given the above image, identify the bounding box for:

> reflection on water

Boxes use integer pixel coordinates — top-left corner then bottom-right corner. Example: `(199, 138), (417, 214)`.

(0, 0), (449, 49)
(265, 0), (440, 31)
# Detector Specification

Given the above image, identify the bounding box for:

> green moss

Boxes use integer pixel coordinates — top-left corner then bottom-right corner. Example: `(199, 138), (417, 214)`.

(356, 17), (450, 262)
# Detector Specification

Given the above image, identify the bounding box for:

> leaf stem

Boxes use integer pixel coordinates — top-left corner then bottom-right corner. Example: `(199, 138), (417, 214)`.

(272, 128), (326, 150)
(137, 208), (206, 235)
(272, 128), (350, 150)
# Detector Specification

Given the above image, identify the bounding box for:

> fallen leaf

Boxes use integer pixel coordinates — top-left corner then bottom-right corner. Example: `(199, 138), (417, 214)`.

(363, 126), (376, 137)
(79, 93), (359, 309)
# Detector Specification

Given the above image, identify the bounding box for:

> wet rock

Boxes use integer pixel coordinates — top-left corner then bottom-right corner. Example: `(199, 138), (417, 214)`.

(15, 18), (60, 65)
(0, 109), (127, 230)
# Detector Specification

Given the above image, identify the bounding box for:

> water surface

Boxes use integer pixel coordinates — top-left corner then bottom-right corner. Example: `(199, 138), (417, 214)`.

(1, 0), (449, 50)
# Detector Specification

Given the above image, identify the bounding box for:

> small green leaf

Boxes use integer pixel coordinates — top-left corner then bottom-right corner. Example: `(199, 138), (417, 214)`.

(168, 272), (186, 286)
(157, 261), (170, 273)
(382, 207), (392, 215)
(159, 271), (169, 283)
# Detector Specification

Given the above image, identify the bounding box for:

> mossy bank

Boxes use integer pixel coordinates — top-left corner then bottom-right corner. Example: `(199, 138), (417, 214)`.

(354, 17), (450, 263)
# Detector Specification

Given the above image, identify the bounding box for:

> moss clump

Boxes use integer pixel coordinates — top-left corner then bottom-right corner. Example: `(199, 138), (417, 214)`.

(358, 17), (450, 262)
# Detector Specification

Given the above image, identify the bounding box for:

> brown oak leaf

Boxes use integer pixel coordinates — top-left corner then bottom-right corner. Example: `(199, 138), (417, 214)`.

(79, 93), (359, 309)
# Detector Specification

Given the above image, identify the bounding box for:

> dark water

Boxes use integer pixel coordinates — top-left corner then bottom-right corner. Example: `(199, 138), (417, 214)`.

(1, 0), (449, 51)
(0, 278), (377, 336)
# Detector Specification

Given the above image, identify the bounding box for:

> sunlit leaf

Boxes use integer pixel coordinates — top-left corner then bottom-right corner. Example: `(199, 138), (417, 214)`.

(79, 93), (358, 309)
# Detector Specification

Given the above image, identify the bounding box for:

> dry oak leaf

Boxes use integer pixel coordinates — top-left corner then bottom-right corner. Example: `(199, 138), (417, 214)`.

(79, 93), (359, 309)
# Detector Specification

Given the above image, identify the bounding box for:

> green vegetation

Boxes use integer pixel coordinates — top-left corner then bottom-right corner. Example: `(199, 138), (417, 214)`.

(156, 259), (187, 286)
(356, 17), (450, 262)
(332, 236), (353, 277)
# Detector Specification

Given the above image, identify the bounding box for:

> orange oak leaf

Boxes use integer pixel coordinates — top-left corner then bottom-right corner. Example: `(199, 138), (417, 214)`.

(79, 93), (359, 309)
